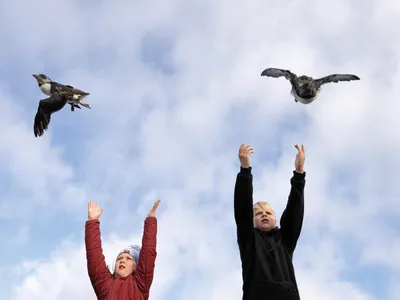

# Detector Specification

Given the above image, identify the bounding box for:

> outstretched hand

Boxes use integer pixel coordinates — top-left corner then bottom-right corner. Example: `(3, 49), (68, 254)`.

(294, 144), (305, 173)
(88, 200), (104, 221)
(148, 200), (161, 218)
(238, 144), (254, 168)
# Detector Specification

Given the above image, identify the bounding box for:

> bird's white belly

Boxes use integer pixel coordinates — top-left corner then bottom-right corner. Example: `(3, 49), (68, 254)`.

(40, 83), (51, 96)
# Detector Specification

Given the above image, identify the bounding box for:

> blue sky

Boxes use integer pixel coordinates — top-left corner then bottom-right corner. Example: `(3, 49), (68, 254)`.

(0, 0), (399, 299)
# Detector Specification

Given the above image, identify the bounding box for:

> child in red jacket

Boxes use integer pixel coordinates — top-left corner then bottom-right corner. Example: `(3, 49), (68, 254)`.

(85, 199), (160, 300)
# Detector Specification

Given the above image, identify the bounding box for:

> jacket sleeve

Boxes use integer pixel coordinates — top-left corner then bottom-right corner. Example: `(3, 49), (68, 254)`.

(85, 219), (113, 300)
(234, 167), (255, 250)
(280, 171), (306, 254)
(135, 217), (157, 300)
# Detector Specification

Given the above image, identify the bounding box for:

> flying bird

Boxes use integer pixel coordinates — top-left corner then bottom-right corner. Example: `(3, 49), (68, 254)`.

(33, 92), (75, 137)
(260, 68), (360, 104)
(32, 73), (91, 111)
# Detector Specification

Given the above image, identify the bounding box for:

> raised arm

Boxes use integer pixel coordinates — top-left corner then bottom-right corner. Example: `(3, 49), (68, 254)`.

(280, 145), (306, 254)
(85, 201), (113, 300)
(234, 144), (255, 249)
(135, 200), (160, 300)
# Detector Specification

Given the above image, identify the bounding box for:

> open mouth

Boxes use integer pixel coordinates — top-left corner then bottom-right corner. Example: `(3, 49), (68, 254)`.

(261, 219), (269, 223)
(119, 265), (125, 270)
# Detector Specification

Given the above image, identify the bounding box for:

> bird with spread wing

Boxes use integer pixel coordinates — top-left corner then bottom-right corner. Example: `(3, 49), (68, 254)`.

(261, 68), (360, 104)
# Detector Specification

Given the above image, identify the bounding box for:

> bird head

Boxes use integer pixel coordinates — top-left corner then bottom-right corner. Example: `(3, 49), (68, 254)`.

(32, 74), (52, 85)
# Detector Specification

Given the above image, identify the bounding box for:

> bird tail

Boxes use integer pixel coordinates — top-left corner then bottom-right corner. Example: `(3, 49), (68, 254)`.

(77, 93), (91, 109)
(80, 102), (91, 109)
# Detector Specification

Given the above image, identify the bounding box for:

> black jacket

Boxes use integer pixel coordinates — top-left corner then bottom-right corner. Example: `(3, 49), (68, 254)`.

(234, 167), (306, 300)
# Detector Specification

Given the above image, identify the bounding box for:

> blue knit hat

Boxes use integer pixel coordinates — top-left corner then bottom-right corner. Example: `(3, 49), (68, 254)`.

(117, 245), (141, 263)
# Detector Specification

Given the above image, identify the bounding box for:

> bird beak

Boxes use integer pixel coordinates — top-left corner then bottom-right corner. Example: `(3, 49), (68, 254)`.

(32, 74), (39, 79)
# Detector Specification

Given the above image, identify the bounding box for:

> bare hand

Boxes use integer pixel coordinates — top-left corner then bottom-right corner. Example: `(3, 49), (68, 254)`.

(238, 144), (254, 168)
(88, 200), (104, 220)
(294, 144), (305, 173)
(148, 200), (161, 218)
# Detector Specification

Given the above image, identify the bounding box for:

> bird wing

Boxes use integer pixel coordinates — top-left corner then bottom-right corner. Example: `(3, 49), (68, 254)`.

(261, 68), (297, 81)
(33, 93), (68, 137)
(314, 74), (360, 86)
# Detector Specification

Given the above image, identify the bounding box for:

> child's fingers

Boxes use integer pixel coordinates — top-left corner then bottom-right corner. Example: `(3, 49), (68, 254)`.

(151, 200), (161, 211)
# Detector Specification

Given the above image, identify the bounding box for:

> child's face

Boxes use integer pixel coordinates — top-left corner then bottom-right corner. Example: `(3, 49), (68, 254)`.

(253, 205), (276, 231)
(115, 252), (137, 277)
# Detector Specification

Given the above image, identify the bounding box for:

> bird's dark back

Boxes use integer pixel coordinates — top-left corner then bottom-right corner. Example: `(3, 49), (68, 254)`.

(52, 81), (88, 95)
(50, 81), (71, 94)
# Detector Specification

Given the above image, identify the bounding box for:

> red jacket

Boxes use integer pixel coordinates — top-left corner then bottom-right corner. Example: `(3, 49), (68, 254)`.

(85, 217), (157, 300)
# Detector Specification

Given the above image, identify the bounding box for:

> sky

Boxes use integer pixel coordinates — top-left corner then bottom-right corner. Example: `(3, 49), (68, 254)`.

(0, 0), (399, 299)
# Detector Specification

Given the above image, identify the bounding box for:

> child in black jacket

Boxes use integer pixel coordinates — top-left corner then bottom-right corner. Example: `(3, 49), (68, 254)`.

(234, 144), (306, 300)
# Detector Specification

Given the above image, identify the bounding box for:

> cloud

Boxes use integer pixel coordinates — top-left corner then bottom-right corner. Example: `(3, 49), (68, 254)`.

(0, 0), (399, 299)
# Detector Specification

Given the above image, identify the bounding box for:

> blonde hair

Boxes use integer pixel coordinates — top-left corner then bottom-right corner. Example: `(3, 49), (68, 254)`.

(253, 201), (275, 214)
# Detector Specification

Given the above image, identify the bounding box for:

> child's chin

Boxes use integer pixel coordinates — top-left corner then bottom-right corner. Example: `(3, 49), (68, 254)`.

(259, 224), (273, 231)
(116, 270), (129, 277)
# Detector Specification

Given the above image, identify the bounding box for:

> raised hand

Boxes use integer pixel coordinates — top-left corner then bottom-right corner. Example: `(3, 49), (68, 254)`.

(294, 144), (305, 173)
(88, 200), (104, 221)
(238, 144), (254, 168)
(148, 200), (161, 218)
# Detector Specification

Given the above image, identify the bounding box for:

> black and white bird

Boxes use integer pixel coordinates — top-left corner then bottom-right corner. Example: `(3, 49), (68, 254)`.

(33, 92), (75, 137)
(32, 74), (91, 111)
(261, 68), (360, 104)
